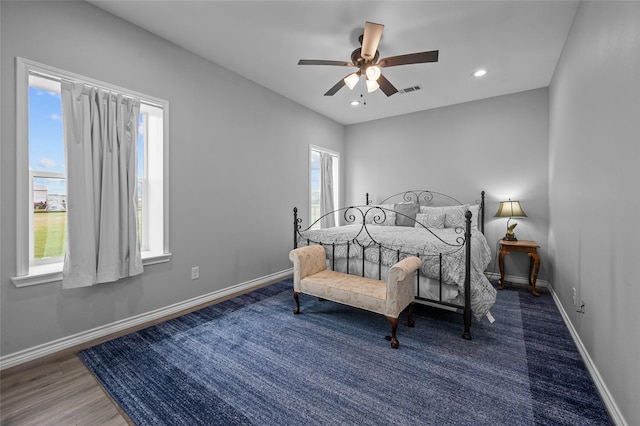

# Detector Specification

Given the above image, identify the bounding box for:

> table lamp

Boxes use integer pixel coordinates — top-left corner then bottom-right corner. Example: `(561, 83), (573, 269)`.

(494, 199), (527, 241)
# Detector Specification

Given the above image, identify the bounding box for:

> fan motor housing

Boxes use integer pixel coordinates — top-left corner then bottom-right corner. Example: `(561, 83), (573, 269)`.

(351, 48), (379, 69)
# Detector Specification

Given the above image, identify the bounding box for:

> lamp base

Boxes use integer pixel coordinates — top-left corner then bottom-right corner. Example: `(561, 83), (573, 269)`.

(504, 233), (518, 241)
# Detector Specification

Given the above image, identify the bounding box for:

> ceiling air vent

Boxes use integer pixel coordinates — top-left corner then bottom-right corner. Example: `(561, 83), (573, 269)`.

(399, 85), (422, 94)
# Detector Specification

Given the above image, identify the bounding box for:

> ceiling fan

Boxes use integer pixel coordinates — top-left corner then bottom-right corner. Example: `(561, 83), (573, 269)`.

(298, 21), (439, 97)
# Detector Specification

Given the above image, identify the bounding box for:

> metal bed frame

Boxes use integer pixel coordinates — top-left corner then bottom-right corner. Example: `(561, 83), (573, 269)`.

(293, 190), (486, 340)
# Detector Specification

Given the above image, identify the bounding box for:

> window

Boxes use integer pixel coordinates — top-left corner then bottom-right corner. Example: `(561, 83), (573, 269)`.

(309, 145), (339, 227)
(12, 58), (170, 287)
(137, 102), (166, 256)
(27, 78), (65, 266)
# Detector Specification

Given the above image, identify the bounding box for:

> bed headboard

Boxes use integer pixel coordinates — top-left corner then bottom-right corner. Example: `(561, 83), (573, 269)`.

(366, 190), (486, 234)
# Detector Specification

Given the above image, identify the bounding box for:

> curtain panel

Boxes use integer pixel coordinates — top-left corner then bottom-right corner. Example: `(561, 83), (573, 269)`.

(320, 152), (335, 228)
(61, 81), (143, 288)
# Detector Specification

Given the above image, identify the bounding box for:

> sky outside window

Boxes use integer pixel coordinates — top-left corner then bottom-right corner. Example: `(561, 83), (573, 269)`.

(29, 83), (146, 195)
(29, 85), (66, 194)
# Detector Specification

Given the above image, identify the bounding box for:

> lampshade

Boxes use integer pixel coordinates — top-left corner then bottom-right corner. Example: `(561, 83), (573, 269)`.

(366, 79), (380, 93)
(494, 200), (527, 218)
(344, 73), (360, 90)
(365, 65), (381, 81)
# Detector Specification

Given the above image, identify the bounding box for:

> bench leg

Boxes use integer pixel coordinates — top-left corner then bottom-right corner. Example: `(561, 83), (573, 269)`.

(385, 316), (400, 349)
(293, 291), (300, 314)
(407, 302), (415, 328)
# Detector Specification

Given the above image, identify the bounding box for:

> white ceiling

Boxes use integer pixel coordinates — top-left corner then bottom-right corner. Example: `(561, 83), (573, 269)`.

(90, 1), (579, 125)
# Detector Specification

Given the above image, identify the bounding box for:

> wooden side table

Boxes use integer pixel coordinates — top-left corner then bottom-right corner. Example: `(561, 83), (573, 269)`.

(498, 239), (541, 296)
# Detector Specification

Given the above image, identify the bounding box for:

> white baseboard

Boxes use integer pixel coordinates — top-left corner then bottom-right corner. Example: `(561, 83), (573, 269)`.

(0, 269), (293, 371)
(547, 285), (627, 426)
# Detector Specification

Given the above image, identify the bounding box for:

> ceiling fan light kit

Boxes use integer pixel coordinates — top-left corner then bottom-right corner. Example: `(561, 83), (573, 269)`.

(365, 65), (381, 81)
(298, 21), (439, 98)
(344, 72), (360, 90)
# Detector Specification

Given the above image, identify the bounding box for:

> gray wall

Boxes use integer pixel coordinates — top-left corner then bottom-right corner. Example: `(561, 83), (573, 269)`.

(548, 2), (640, 424)
(0, 1), (344, 356)
(344, 88), (550, 279)
(2, 1), (637, 423)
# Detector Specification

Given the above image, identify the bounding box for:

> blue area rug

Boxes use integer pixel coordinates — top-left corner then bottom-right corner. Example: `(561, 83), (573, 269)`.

(79, 280), (611, 425)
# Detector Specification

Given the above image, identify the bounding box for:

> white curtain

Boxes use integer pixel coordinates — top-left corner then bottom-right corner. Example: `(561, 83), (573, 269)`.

(61, 81), (143, 288)
(320, 152), (336, 228)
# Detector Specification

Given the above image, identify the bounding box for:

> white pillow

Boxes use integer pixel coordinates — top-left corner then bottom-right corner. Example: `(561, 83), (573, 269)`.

(441, 205), (469, 228)
(415, 207), (445, 229)
(414, 211), (445, 229)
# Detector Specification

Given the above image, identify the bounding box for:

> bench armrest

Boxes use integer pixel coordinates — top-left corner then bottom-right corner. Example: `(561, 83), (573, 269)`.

(289, 245), (327, 291)
(386, 256), (422, 318)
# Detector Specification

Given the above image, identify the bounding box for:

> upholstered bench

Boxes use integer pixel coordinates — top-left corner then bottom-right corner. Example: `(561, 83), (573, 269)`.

(289, 245), (422, 348)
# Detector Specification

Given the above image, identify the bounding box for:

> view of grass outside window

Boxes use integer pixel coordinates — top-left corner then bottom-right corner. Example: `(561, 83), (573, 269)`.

(32, 176), (67, 259)
(33, 211), (66, 258)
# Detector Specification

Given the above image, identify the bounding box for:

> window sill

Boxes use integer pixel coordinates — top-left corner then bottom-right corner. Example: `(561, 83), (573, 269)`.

(11, 252), (172, 288)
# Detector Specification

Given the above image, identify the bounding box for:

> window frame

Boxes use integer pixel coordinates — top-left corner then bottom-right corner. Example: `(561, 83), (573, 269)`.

(12, 57), (171, 287)
(309, 145), (340, 227)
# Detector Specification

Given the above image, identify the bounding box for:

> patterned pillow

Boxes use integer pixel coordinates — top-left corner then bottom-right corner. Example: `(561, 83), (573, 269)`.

(415, 211), (444, 229)
(364, 205), (396, 226)
(394, 203), (419, 227)
(442, 205), (469, 228)
(414, 210), (445, 229)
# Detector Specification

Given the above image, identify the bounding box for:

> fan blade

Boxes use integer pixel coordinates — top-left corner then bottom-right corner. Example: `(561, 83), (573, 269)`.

(378, 74), (398, 97)
(324, 78), (347, 96)
(298, 59), (354, 66)
(361, 21), (384, 60)
(378, 50), (439, 68)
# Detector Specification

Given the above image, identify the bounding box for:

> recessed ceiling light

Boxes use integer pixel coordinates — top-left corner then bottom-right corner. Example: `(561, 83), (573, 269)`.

(350, 100), (360, 106)
(473, 69), (487, 77)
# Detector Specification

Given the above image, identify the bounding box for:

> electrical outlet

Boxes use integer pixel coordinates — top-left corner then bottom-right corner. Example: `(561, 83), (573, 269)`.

(191, 266), (199, 280)
(572, 287), (576, 305)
